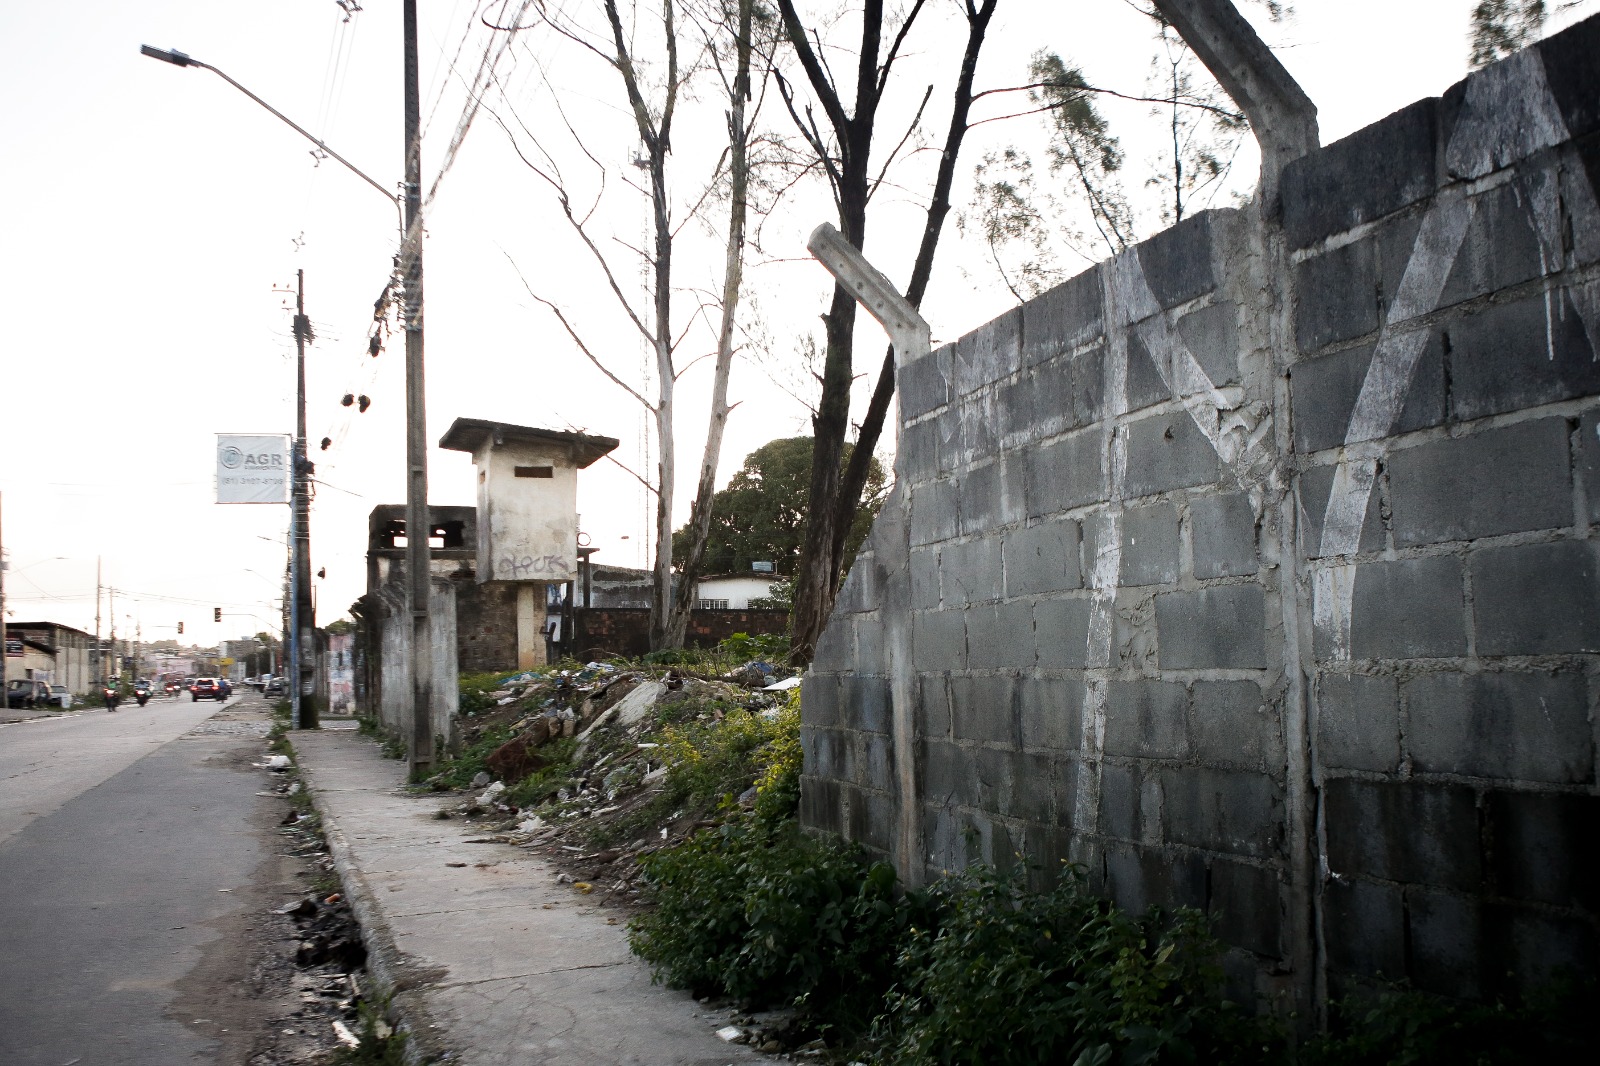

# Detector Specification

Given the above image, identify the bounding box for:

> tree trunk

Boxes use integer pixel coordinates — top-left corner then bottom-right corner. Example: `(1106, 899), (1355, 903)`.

(600, 0), (682, 652)
(666, 0), (756, 648)
(646, 146), (677, 650)
(780, 0), (887, 665)
(827, 0), (997, 595)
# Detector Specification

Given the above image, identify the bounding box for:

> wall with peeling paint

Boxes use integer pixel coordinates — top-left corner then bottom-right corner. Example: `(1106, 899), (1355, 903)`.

(801, 16), (1600, 1014)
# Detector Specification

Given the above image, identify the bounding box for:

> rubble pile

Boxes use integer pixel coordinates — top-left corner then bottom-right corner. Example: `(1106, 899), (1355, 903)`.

(439, 660), (796, 901)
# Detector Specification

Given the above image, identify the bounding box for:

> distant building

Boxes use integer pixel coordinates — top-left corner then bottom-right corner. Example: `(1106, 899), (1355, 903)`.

(5, 621), (96, 693)
(694, 574), (779, 610)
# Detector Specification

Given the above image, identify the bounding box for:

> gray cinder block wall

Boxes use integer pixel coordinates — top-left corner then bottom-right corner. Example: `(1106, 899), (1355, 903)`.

(801, 17), (1600, 1013)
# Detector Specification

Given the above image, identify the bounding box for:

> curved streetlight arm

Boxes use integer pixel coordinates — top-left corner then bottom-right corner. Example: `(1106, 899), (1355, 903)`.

(140, 45), (402, 230)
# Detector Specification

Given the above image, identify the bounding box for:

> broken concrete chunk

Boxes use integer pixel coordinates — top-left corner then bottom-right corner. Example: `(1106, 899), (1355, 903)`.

(476, 781), (506, 806)
(615, 681), (667, 726)
(715, 1026), (746, 1043)
(331, 1019), (360, 1048)
(470, 771), (491, 788)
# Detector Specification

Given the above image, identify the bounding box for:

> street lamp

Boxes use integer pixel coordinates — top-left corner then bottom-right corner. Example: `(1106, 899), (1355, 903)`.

(139, 47), (400, 225)
(142, 29), (433, 770)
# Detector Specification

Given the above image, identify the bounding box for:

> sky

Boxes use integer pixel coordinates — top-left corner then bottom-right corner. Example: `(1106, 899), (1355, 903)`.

(0, 0), (1568, 650)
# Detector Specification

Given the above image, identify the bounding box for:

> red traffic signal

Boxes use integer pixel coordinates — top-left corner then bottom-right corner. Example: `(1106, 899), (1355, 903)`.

(177, 621), (184, 634)
(213, 607), (222, 622)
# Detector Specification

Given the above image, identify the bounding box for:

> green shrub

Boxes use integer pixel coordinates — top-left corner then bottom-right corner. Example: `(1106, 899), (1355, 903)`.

(502, 737), (578, 808)
(750, 692), (802, 825)
(427, 723), (513, 788)
(717, 630), (790, 663)
(458, 670), (524, 717)
(878, 865), (1265, 1066)
(657, 700), (800, 823)
(1300, 975), (1596, 1066)
(588, 696), (799, 848)
(630, 820), (909, 1028)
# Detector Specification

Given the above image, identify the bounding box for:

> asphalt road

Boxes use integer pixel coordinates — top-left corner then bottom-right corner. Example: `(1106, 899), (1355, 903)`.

(0, 693), (294, 1065)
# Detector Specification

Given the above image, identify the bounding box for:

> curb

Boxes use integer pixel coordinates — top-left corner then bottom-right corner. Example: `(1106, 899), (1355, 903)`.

(296, 738), (457, 1066)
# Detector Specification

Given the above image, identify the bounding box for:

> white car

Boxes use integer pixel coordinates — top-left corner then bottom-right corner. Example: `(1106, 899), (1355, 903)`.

(49, 685), (72, 709)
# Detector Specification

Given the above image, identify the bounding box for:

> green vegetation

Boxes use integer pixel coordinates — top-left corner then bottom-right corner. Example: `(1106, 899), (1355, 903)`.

(503, 737), (578, 808)
(879, 866), (1268, 1065)
(589, 691), (799, 848)
(637, 631), (791, 674)
(621, 682), (1587, 1064)
(457, 669), (524, 717)
(1300, 977), (1595, 1065)
(670, 436), (887, 578)
(631, 834), (1264, 1062)
(631, 821), (907, 1032)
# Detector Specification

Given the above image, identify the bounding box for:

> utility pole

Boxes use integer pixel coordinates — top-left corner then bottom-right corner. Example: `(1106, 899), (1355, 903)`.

(403, 0), (434, 777)
(292, 268), (318, 728)
(94, 557), (101, 684)
(109, 585), (118, 689)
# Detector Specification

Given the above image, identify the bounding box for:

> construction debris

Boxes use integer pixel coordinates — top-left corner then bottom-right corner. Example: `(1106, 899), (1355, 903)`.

(435, 660), (795, 914)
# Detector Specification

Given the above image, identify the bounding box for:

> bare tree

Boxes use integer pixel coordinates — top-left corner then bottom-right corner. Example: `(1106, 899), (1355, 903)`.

(496, 0), (770, 649)
(665, 0), (763, 648)
(776, 0), (1001, 665)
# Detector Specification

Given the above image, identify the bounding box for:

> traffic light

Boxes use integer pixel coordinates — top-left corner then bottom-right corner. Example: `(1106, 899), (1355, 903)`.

(214, 607), (222, 622)
(177, 621), (184, 635)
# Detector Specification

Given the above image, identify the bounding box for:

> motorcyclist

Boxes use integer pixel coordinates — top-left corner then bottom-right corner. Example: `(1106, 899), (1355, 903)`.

(103, 679), (121, 712)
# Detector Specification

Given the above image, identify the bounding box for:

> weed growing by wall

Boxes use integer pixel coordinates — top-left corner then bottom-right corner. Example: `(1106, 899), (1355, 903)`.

(879, 866), (1270, 1065)
(629, 819), (908, 1030)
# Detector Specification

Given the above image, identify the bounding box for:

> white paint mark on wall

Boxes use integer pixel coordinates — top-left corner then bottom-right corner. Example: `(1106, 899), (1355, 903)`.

(1106, 247), (1272, 477)
(1312, 53), (1578, 660)
(1443, 49), (1568, 181)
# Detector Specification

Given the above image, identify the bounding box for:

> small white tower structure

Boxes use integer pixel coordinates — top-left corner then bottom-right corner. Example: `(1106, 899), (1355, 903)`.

(439, 418), (618, 668)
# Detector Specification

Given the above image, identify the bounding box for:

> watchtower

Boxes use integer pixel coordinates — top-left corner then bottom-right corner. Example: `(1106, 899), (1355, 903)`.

(438, 418), (618, 667)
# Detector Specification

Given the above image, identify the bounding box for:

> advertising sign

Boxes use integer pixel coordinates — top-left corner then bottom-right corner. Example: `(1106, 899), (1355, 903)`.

(216, 434), (290, 505)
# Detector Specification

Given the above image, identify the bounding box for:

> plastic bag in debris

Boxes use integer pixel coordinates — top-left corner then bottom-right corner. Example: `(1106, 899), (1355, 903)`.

(762, 677), (802, 692)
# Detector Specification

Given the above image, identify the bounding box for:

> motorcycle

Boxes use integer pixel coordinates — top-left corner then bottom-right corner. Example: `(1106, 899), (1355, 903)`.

(135, 688), (151, 708)
(103, 685), (121, 712)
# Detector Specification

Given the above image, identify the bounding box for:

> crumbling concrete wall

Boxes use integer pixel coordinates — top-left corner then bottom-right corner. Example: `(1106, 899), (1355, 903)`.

(802, 18), (1600, 1011)
(361, 578), (461, 747)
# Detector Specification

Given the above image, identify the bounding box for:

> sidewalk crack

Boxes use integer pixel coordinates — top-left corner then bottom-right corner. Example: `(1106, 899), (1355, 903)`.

(431, 961), (627, 990)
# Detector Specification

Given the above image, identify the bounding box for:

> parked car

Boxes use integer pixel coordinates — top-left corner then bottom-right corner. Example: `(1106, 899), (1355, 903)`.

(49, 685), (72, 709)
(264, 676), (285, 697)
(191, 677), (224, 702)
(6, 679), (53, 709)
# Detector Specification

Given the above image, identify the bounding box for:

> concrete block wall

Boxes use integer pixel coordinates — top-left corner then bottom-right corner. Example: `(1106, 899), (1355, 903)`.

(361, 577), (461, 747)
(802, 17), (1600, 1011)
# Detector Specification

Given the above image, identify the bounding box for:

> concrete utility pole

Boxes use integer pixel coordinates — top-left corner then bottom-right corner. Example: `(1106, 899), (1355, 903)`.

(292, 269), (318, 729)
(806, 222), (931, 888)
(402, 0), (434, 777)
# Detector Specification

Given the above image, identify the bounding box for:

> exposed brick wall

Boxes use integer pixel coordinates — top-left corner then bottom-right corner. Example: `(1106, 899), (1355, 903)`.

(803, 18), (1600, 1013)
(573, 608), (790, 659)
(452, 574), (519, 674)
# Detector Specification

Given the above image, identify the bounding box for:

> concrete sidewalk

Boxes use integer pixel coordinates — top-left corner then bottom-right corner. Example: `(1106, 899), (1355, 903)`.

(294, 727), (757, 1066)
